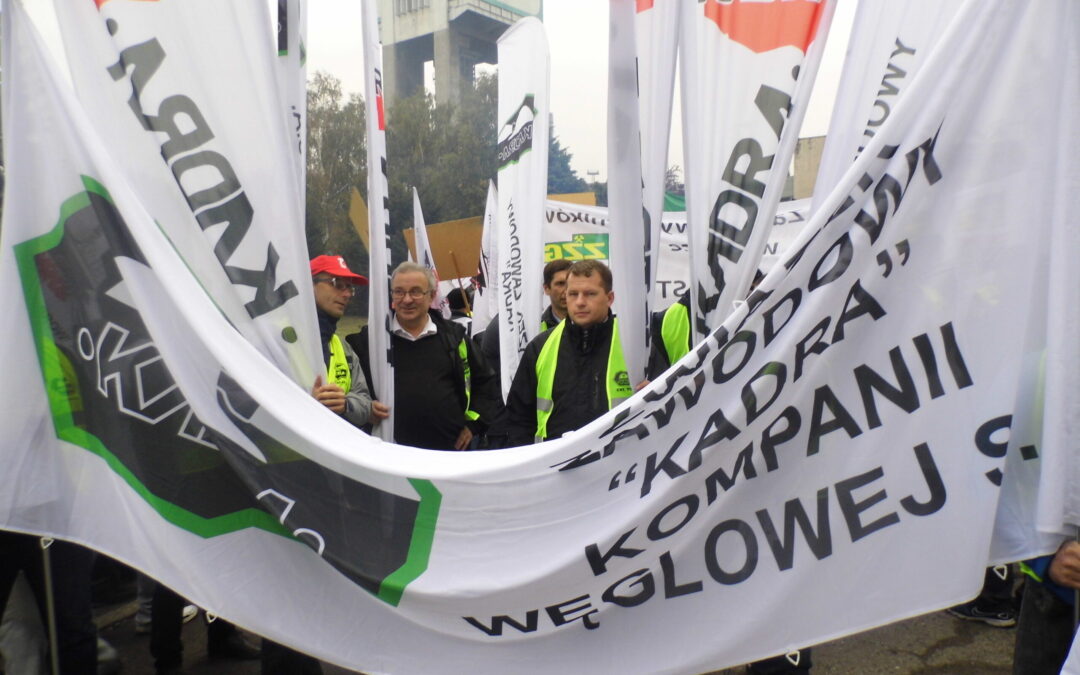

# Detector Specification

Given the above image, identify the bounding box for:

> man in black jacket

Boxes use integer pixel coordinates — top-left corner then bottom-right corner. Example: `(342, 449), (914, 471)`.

(348, 261), (501, 450)
(501, 260), (634, 446)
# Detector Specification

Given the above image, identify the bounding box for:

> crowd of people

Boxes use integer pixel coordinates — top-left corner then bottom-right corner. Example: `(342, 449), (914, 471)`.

(2, 253), (1077, 674)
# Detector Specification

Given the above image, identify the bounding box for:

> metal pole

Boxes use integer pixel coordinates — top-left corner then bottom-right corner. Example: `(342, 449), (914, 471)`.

(39, 537), (61, 675)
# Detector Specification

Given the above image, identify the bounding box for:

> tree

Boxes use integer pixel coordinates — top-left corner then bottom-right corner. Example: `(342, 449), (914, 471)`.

(548, 131), (588, 195)
(305, 72), (368, 270)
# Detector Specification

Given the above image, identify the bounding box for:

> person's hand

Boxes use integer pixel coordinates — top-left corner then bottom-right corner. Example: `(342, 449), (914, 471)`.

(1048, 540), (1080, 589)
(454, 427), (474, 451)
(370, 401), (391, 421)
(310, 376), (347, 415)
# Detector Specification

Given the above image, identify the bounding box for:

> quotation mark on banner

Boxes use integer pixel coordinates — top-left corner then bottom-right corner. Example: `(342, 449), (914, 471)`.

(876, 239), (910, 278)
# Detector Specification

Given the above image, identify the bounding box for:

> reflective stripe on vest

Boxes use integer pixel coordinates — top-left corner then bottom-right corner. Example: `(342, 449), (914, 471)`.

(327, 334), (351, 392)
(661, 301), (691, 366)
(458, 338), (479, 421)
(534, 318), (632, 442)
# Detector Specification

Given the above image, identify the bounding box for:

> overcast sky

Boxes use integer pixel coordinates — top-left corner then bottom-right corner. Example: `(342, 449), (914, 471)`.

(308, 1), (857, 183)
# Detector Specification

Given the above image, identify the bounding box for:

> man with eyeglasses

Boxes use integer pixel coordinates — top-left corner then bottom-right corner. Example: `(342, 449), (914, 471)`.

(348, 261), (501, 450)
(309, 255), (389, 427)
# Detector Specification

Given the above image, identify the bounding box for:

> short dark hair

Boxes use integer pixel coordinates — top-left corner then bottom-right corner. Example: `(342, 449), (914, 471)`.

(567, 260), (612, 292)
(542, 259), (573, 287)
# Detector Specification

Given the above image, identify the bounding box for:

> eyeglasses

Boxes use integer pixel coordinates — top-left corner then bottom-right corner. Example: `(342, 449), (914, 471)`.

(391, 288), (430, 300)
(315, 277), (354, 292)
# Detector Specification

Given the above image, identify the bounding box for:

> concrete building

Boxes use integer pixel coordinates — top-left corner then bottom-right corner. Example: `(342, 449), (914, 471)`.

(378, 0), (542, 106)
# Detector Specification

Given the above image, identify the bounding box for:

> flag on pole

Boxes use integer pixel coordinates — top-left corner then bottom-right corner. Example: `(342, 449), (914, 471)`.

(361, 0), (395, 441)
(412, 187), (451, 319)
(679, 0), (834, 340)
(496, 17), (550, 398)
(607, 0), (648, 385)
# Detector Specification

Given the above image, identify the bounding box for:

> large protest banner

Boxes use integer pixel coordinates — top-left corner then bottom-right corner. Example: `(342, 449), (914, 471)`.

(361, 0), (396, 441)
(51, 0), (320, 387)
(495, 17), (550, 398)
(2, 2), (1077, 674)
(680, 0), (834, 339)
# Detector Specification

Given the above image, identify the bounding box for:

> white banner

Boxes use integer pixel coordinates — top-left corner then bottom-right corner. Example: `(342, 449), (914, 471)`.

(470, 181), (499, 336)
(680, 0), (834, 340)
(607, 0), (649, 384)
(810, 0), (961, 214)
(361, 0), (395, 441)
(52, 0), (320, 387)
(635, 0), (680, 301)
(543, 198), (810, 310)
(496, 17), (550, 399)
(412, 188), (451, 319)
(2, 1), (1076, 674)
(275, 0), (307, 205)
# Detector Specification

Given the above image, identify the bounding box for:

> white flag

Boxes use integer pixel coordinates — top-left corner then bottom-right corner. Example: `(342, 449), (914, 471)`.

(680, 0), (834, 339)
(470, 181), (499, 336)
(275, 0), (308, 205)
(496, 17), (550, 398)
(412, 188), (451, 319)
(607, 0), (648, 385)
(361, 0), (395, 441)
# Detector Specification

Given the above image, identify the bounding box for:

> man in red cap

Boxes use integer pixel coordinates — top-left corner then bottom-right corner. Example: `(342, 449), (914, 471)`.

(308, 255), (389, 427)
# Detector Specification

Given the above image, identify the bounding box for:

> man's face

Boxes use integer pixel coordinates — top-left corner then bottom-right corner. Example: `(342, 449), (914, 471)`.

(544, 269), (570, 316)
(313, 276), (355, 319)
(391, 270), (434, 325)
(565, 272), (613, 328)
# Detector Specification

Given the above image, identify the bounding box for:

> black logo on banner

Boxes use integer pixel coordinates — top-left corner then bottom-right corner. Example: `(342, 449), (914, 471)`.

(497, 95), (537, 169)
(15, 177), (434, 604)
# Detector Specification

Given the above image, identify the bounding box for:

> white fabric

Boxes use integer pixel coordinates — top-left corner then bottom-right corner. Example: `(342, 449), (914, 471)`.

(391, 315), (437, 342)
(361, 0), (395, 441)
(495, 17), (550, 399)
(635, 0), (680, 303)
(2, 2), (1077, 675)
(411, 188), (451, 320)
(607, 0), (649, 385)
(469, 181), (499, 337)
(50, 0), (320, 387)
(679, 0), (834, 340)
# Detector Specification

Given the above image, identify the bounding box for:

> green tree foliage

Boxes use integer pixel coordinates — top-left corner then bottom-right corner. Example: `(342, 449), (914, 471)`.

(304, 71), (590, 279)
(548, 132), (588, 195)
(305, 72), (368, 270)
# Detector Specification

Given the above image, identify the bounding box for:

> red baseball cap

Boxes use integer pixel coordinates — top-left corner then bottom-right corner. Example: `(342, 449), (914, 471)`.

(309, 255), (368, 285)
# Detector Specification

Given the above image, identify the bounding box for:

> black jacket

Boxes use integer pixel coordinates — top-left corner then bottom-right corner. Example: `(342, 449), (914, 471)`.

(347, 311), (503, 444)
(500, 313), (616, 447)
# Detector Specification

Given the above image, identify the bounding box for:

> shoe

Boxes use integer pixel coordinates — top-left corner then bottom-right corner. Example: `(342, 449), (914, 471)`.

(946, 601), (1017, 628)
(207, 632), (261, 660)
(181, 604), (198, 624)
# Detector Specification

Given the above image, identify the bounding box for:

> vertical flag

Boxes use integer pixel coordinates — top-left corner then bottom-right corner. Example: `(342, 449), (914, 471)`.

(607, 0), (648, 384)
(276, 0), (308, 207)
(361, 0), (395, 441)
(635, 0), (680, 311)
(810, 0), (961, 214)
(679, 0), (834, 340)
(496, 17), (550, 398)
(412, 188), (451, 319)
(470, 181), (499, 337)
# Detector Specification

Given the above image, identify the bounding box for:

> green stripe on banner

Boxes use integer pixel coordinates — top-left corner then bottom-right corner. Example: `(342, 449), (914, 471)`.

(12, 176), (290, 540)
(377, 478), (442, 606)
